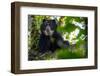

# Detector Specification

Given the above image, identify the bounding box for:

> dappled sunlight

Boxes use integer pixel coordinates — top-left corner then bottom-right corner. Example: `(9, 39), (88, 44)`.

(72, 19), (86, 30)
(28, 15), (88, 60)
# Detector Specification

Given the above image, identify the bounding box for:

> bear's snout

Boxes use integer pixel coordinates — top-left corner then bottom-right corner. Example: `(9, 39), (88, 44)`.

(46, 25), (51, 33)
(44, 25), (54, 36)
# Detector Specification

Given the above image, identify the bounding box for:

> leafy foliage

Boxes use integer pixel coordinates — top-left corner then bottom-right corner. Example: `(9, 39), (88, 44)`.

(28, 15), (88, 60)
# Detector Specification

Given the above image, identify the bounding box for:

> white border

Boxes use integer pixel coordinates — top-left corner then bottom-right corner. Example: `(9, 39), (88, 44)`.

(20, 6), (95, 70)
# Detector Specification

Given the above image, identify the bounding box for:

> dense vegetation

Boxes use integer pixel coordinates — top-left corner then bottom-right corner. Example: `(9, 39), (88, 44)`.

(28, 15), (88, 60)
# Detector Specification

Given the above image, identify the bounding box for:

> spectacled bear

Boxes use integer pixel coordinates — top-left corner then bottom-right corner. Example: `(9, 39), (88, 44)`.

(38, 19), (69, 54)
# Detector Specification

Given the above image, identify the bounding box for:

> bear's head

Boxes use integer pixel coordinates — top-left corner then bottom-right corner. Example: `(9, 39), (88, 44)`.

(41, 19), (57, 36)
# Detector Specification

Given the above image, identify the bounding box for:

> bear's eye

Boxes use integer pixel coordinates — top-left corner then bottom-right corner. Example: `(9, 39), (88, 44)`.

(44, 21), (49, 25)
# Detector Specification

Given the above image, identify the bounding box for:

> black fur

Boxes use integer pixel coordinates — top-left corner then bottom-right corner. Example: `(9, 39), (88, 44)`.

(39, 19), (69, 54)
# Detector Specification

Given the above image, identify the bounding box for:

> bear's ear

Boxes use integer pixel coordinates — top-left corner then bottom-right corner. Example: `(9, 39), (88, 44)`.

(52, 20), (57, 25)
(52, 19), (56, 22)
(43, 19), (46, 22)
(52, 20), (56, 23)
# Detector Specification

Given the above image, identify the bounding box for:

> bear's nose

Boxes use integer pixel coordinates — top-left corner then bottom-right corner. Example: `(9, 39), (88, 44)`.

(46, 26), (50, 32)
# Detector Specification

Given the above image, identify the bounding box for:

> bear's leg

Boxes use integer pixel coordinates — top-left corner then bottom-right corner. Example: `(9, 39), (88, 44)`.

(52, 32), (64, 47)
(53, 32), (70, 48)
(39, 34), (51, 54)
